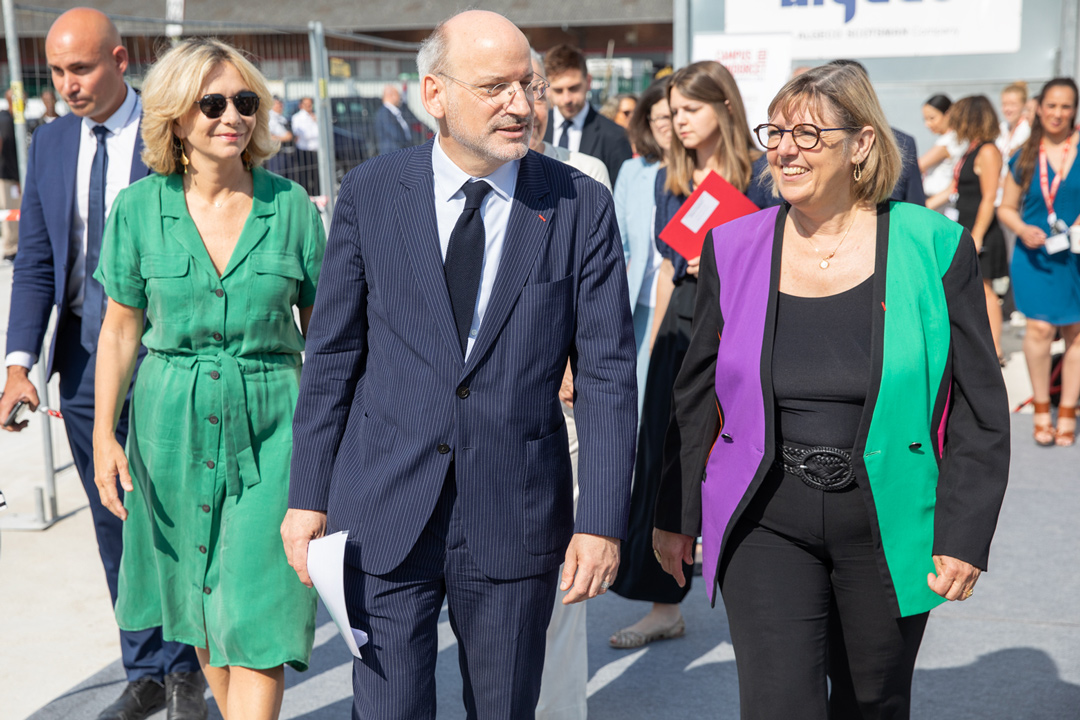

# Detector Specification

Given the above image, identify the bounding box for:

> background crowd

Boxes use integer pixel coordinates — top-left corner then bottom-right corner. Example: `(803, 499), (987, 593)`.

(2, 4), (1072, 720)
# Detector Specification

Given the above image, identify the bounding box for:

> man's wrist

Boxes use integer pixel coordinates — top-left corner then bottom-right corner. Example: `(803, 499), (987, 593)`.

(6, 364), (30, 380)
(5, 351), (37, 371)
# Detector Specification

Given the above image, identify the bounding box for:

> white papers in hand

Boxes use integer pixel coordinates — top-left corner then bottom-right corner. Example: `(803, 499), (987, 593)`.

(306, 531), (368, 658)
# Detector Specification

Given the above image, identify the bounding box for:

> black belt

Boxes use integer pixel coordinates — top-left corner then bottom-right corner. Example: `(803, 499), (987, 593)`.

(776, 444), (855, 492)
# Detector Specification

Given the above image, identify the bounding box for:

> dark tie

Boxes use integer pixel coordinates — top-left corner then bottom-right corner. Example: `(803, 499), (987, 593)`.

(444, 180), (492, 356)
(81, 124), (110, 352)
(557, 119), (571, 149)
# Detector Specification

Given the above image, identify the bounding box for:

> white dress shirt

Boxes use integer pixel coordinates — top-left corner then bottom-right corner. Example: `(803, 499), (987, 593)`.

(6, 83), (140, 370)
(291, 110), (320, 151)
(384, 102), (410, 135)
(431, 135), (519, 360)
(554, 104), (590, 154)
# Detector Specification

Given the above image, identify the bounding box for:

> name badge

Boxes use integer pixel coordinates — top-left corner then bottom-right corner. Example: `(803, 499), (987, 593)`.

(1045, 233), (1071, 255)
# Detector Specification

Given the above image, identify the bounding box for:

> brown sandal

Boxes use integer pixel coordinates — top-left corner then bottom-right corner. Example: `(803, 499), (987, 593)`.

(1056, 406), (1076, 447)
(1033, 401), (1056, 447)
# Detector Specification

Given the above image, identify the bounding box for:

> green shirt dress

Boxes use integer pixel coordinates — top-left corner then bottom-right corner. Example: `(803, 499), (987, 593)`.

(95, 168), (324, 670)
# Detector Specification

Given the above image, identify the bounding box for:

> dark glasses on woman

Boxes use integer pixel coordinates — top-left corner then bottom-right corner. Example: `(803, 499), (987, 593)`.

(195, 91), (260, 119)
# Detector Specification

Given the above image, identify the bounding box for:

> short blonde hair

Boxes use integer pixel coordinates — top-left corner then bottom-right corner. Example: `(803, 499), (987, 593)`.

(140, 37), (277, 175)
(766, 64), (900, 205)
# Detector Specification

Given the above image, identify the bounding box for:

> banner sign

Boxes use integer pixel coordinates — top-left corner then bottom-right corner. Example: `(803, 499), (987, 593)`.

(692, 33), (793, 141)
(724, 0), (1023, 59)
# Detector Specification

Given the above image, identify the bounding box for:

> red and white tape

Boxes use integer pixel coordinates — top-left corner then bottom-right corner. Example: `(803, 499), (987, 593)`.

(0, 209), (19, 222)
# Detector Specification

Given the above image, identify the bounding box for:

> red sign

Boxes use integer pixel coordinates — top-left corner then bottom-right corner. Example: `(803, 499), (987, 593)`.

(659, 171), (759, 260)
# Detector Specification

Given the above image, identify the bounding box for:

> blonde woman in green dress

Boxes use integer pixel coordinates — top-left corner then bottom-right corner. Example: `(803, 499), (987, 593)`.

(91, 38), (323, 720)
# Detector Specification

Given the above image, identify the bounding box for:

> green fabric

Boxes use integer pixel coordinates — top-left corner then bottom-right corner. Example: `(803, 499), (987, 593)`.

(95, 168), (324, 670)
(863, 202), (961, 617)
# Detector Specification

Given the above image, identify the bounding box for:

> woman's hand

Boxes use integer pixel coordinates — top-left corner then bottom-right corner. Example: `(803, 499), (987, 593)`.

(1018, 224), (1047, 249)
(653, 528), (695, 588)
(686, 255), (701, 278)
(927, 554), (981, 601)
(93, 434), (132, 520)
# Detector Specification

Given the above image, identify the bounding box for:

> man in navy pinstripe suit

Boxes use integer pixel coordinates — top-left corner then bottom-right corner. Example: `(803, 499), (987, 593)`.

(281, 10), (637, 718)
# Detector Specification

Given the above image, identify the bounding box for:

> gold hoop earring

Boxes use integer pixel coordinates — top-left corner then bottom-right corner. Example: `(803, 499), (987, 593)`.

(853, 161), (864, 182)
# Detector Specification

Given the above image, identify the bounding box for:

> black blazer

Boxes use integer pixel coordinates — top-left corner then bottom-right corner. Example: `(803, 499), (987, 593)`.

(545, 106), (633, 185)
(892, 127), (926, 205)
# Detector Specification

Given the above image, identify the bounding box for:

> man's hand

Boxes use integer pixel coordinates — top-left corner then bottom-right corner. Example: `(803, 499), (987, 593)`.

(281, 508), (328, 588)
(927, 554), (981, 601)
(559, 362), (574, 408)
(1, 366), (40, 432)
(561, 533), (620, 604)
(653, 528), (695, 588)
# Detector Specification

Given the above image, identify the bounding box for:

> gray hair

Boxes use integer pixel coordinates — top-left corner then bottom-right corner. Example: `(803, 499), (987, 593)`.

(417, 21), (450, 78)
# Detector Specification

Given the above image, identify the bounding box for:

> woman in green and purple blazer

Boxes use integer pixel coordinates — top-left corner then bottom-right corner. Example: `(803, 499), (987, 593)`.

(653, 64), (1009, 719)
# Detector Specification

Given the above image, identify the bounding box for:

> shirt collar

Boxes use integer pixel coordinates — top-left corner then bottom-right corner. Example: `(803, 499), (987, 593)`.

(83, 82), (139, 137)
(384, 101), (403, 115)
(560, 103), (590, 131)
(431, 133), (518, 204)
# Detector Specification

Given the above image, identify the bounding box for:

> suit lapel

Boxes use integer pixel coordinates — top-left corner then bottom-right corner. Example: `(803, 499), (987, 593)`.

(463, 151), (555, 377)
(130, 129), (151, 183)
(578, 107), (599, 157)
(397, 142), (463, 359)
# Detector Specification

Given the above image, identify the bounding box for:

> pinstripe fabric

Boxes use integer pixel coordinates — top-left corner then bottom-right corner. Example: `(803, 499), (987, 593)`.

(345, 475), (559, 719)
(290, 139), (636, 576)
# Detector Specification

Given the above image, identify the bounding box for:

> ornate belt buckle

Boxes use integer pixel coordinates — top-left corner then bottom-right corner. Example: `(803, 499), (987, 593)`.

(795, 447), (854, 492)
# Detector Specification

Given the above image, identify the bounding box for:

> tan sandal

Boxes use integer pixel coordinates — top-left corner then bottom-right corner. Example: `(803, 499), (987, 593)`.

(1033, 402), (1056, 446)
(1056, 406), (1076, 447)
(609, 616), (686, 649)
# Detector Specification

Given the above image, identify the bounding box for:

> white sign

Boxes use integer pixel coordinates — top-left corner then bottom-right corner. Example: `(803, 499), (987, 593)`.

(693, 33), (793, 141)
(725, 0), (1023, 60)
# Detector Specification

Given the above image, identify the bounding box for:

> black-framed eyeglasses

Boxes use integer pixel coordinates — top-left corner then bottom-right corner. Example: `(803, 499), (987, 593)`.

(195, 91), (260, 119)
(754, 123), (859, 150)
(439, 72), (549, 105)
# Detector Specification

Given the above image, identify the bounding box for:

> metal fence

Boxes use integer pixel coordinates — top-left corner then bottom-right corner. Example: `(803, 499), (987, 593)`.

(0, 4), (433, 529)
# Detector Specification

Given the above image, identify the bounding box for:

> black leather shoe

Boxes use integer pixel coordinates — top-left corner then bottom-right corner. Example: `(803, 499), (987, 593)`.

(96, 678), (166, 720)
(165, 671), (208, 720)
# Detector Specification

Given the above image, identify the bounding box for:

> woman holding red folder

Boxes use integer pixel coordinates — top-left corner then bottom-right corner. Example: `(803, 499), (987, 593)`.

(608, 60), (772, 648)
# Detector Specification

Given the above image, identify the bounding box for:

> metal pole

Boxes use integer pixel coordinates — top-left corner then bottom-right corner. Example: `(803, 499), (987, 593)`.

(672, 0), (691, 70)
(36, 359), (58, 520)
(1064, 0), (1080, 79)
(308, 21), (336, 218)
(3, 0), (29, 188)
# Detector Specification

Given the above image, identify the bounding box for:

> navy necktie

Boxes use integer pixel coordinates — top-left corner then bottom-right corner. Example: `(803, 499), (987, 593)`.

(557, 119), (572, 149)
(81, 124), (110, 352)
(444, 181), (492, 356)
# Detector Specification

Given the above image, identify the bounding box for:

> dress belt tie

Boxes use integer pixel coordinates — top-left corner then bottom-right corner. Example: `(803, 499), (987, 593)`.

(151, 351), (271, 497)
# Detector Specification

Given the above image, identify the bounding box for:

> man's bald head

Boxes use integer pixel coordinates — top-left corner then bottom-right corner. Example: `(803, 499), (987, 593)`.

(46, 7), (128, 122)
(417, 10), (530, 80)
(382, 84), (401, 106)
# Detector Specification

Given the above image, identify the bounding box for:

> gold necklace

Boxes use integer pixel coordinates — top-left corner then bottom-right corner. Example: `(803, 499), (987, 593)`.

(800, 211), (858, 270)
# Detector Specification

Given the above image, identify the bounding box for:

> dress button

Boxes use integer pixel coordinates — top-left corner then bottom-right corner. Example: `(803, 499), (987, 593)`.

(212, 332), (223, 341)
(201, 504), (211, 513)
(909, 442), (922, 450)
(214, 289), (224, 298)
(206, 460), (215, 469)
(208, 415), (219, 425)
(437, 443), (451, 455)
(456, 385), (470, 399)
(203, 586), (212, 595)
(199, 545), (207, 554)
(210, 371), (220, 380)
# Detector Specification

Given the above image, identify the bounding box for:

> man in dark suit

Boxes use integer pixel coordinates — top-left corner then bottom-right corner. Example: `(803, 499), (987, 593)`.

(0, 9), (203, 720)
(542, 44), (633, 185)
(281, 10), (636, 718)
(375, 83), (416, 155)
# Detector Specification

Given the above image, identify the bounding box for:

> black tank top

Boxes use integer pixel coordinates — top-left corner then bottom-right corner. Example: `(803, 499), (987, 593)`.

(955, 141), (1001, 234)
(771, 275), (873, 448)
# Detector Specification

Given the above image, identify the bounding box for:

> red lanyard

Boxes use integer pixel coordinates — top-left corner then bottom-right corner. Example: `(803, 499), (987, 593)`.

(1039, 136), (1072, 225)
(951, 142), (978, 194)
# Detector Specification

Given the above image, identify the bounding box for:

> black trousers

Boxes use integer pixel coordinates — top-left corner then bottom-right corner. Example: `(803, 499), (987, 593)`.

(719, 465), (928, 720)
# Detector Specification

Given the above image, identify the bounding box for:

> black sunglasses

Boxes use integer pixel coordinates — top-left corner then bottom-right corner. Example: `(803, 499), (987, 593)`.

(195, 91), (260, 119)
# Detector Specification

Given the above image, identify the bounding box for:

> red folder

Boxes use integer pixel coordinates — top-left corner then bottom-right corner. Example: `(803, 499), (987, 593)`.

(659, 171), (759, 260)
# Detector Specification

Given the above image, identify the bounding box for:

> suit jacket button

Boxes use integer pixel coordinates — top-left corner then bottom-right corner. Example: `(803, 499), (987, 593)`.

(721, 433), (733, 442)
(456, 386), (470, 399)
(437, 443), (451, 455)
(909, 442), (922, 450)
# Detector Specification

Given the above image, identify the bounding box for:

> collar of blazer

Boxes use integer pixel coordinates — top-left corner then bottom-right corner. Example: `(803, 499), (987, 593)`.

(395, 140), (557, 375)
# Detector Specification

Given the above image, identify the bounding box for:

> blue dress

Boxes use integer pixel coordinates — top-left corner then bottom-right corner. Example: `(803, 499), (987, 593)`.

(1010, 154), (1080, 325)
